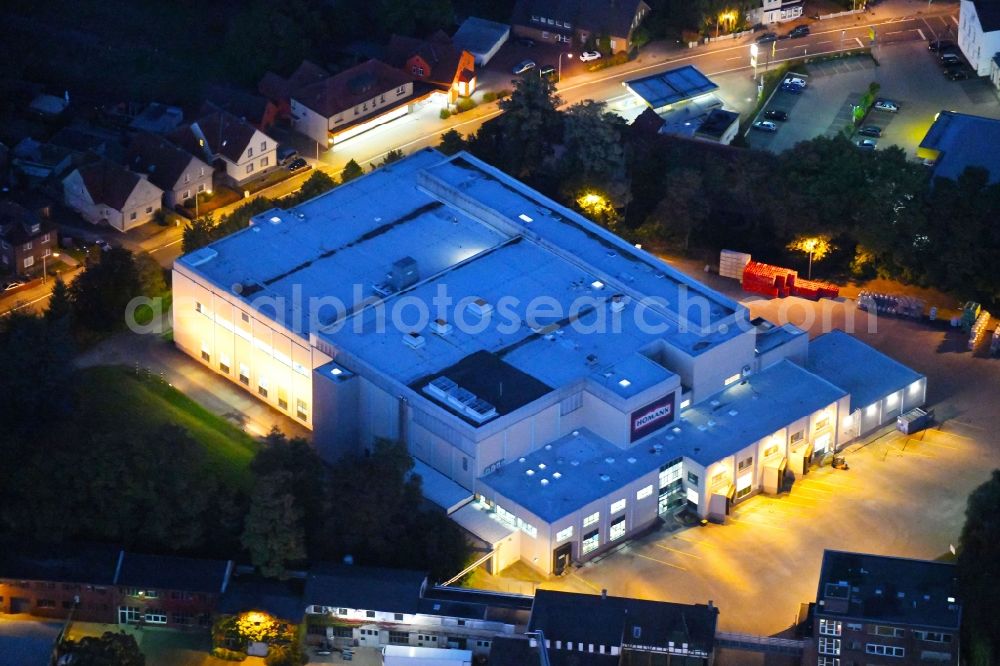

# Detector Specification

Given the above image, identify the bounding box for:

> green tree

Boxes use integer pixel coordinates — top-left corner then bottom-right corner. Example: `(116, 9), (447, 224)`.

(182, 214), (215, 254)
(495, 73), (562, 179)
(134, 251), (167, 297)
(242, 470), (308, 579)
(437, 129), (466, 156)
(561, 100), (627, 181)
(0, 311), (75, 433)
(341, 159), (364, 183)
(639, 169), (708, 252)
(68, 248), (142, 332)
(62, 631), (144, 666)
(45, 276), (74, 326)
(294, 169), (338, 202)
(957, 470), (1000, 665)
(377, 149), (406, 168)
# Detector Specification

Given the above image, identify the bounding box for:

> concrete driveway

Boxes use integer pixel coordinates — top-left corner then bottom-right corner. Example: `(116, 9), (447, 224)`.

(0, 616), (61, 666)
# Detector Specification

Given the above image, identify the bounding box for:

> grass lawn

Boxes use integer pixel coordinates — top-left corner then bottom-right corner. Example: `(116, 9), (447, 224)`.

(76, 365), (257, 489)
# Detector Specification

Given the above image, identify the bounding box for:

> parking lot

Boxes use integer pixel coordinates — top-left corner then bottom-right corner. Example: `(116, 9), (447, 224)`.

(747, 30), (1000, 154)
(0, 616), (61, 665)
(535, 303), (998, 637)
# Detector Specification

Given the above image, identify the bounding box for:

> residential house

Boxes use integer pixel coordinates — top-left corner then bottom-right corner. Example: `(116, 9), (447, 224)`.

(171, 109), (278, 187)
(203, 86), (281, 132)
(0, 542), (121, 623)
(259, 60), (331, 122)
(12, 137), (75, 181)
(63, 160), (164, 232)
(385, 33), (477, 102)
(0, 201), (58, 275)
(510, 0), (651, 53)
(126, 132), (213, 208)
(808, 550), (961, 666)
(521, 589), (719, 665)
(959, 0), (1000, 76)
(115, 553), (233, 629)
(303, 564), (524, 657)
(49, 126), (126, 163)
(290, 59), (423, 147)
(452, 17), (511, 66)
(129, 103), (184, 135)
(748, 0), (805, 26)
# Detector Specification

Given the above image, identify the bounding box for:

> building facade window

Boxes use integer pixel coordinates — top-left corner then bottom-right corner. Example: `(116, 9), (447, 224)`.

(687, 472), (699, 485)
(913, 630), (952, 643)
(610, 498), (626, 514)
(239, 364), (250, 385)
(818, 637), (841, 655)
(258, 377), (268, 398)
(582, 529), (600, 554)
(130, 212), (138, 221)
(366, 610), (376, 618)
(871, 625), (905, 638)
(23, 256), (34, 268)
(583, 511), (600, 527)
(246, 163), (254, 174)
(609, 517), (626, 541)
(738, 456), (753, 471)
(556, 526), (573, 542)
(819, 619), (842, 636)
(200, 342), (210, 363)
(817, 658), (840, 666)
(248, 147), (253, 158)
(866, 644), (904, 657)
(296, 398), (308, 420)
(389, 630), (408, 644)
(119, 606), (140, 623)
(636, 485), (653, 500)
(146, 206), (153, 214)
(261, 156), (269, 168)
(261, 141), (267, 152)
(144, 610), (167, 624)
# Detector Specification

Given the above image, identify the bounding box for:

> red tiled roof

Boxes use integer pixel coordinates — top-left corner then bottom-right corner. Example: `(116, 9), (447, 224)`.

(293, 59), (414, 118)
(259, 60), (330, 102)
(126, 133), (203, 191)
(385, 34), (467, 88)
(75, 161), (144, 211)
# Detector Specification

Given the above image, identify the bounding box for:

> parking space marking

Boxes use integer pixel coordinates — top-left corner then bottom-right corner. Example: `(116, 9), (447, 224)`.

(951, 15), (959, 25)
(817, 40), (831, 45)
(654, 543), (703, 559)
(635, 552), (688, 571)
(672, 534), (723, 549)
(855, 37), (864, 47)
(917, 28), (926, 41)
(727, 516), (789, 531)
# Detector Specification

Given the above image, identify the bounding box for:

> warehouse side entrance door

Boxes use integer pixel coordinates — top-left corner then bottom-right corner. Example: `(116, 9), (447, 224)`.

(553, 543), (572, 576)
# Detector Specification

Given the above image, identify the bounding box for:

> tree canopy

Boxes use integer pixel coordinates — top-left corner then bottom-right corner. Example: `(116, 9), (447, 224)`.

(957, 470), (1000, 665)
(61, 632), (144, 666)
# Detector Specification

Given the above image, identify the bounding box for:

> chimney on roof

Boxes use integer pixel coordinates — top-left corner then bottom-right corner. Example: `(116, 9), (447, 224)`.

(601, 589), (607, 600)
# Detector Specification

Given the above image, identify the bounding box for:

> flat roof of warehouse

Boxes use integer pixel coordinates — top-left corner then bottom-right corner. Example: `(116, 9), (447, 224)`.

(177, 149), (744, 394)
(806, 330), (923, 410)
(481, 360), (846, 521)
(919, 110), (1000, 184)
(624, 65), (719, 109)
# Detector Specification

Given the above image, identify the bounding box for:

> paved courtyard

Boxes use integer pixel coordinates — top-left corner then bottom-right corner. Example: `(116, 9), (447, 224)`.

(0, 616), (61, 666)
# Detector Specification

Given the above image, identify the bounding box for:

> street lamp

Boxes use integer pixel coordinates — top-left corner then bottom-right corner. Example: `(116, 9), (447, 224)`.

(42, 251), (59, 284)
(750, 43), (759, 77)
(558, 52), (573, 82)
(788, 235), (831, 279)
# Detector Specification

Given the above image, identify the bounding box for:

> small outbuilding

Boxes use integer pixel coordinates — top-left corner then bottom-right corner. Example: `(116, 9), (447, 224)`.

(451, 17), (510, 66)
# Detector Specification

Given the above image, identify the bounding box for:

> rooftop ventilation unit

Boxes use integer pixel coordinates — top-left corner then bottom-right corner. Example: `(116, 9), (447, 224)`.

(585, 354), (599, 366)
(465, 398), (498, 423)
(425, 376), (458, 401)
(605, 457), (616, 464)
(552, 472), (562, 479)
(468, 298), (493, 319)
(610, 294), (627, 312)
(540, 478), (549, 486)
(431, 318), (452, 335)
(600, 474), (611, 481)
(372, 283), (394, 297)
(447, 387), (477, 410)
(390, 256), (419, 291)
(403, 332), (426, 349)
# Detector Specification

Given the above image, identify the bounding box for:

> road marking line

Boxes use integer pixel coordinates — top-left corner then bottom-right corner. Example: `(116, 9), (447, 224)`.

(855, 37), (864, 47)
(654, 544), (702, 559)
(816, 40), (831, 45)
(635, 552), (687, 571)
(951, 15), (958, 25)
(917, 28), (926, 41)
(885, 30), (903, 35)
(728, 518), (788, 531)
(672, 535), (722, 549)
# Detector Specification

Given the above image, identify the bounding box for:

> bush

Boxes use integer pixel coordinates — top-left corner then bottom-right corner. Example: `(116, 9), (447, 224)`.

(482, 91), (497, 103)
(496, 88), (512, 100)
(211, 647), (248, 661)
(455, 97), (477, 113)
(439, 108), (451, 119)
(586, 51), (629, 71)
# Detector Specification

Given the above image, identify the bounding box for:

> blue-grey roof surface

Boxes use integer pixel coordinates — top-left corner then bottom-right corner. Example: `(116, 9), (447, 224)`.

(305, 564), (427, 614)
(754, 320), (806, 355)
(919, 111), (1000, 184)
(624, 65), (719, 109)
(178, 149), (745, 399)
(817, 550), (960, 628)
(116, 553), (231, 594)
(806, 330), (923, 410)
(452, 17), (510, 55)
(480, 360), (846, 521)
(409, 458), (473, 511)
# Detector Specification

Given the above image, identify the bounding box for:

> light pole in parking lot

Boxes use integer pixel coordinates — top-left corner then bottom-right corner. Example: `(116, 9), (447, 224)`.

(750, 43), (759, 78)
(558, 52), (573, 82)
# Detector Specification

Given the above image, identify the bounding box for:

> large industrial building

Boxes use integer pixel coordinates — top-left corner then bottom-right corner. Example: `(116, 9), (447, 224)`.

(172, 149), (926, 576)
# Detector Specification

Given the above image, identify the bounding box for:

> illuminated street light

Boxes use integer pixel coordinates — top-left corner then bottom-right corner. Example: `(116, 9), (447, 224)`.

(788, 235), (832, 279)
(558, 52), (573, 82)
(42, 251), (59, 284)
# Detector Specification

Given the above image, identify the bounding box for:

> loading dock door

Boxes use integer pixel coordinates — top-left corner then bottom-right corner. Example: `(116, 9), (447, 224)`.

(813, 433), (831, 459)
(801, 444), (814, 474)
(763, 457), (788, 494)
(553, 542), (572, 576)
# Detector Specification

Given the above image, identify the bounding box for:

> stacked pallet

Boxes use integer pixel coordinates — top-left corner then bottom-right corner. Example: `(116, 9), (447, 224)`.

(740, 261), (839, 300)
(719, 250), (752, 279)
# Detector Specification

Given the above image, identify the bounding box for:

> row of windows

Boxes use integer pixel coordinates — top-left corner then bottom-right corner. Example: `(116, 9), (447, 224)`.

(246, 141), (268, 158)
(245, 156), (269, 174)
(128, 206), (156, 221)
(530, 15), (573, 30)
(181, 183), (207, 200)
(866, 643), (904, 657)
(182, 167), (208, 183)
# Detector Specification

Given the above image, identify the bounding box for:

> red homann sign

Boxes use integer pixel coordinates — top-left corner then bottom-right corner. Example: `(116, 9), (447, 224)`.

(630, 394), (675, 442)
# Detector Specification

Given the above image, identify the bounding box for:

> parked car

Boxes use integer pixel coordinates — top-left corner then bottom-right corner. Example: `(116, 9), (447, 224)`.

(946, 68), (969, 80)
(785, 77), (807, 88)
(939, 53), (962, 65)
(789, 25), (810, 38)
(857, 138), (878, 150)
(780, 82), (804, 94)
(873, 99), (899, 112)
(277, 145), (298, 164)
(579, 51), (602, 62)
(857, 125), (882, 137)
(512, 59), (536, 74)
(516, 37), (536, 48)
(752, 120), (778, 132)
(3, 280), (24, 291)
(764, 109), (788, 121)
(286, 157), (308, 171)
(756, 32), (778, 43)
(927, 39), (955, 52)
(539, 65), (556, 79)
(94, 239), (111, 251)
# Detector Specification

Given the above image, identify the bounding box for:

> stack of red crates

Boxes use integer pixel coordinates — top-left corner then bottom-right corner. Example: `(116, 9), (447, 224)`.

(741, 261), (840, 300)
(741, 261), (795, 298)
